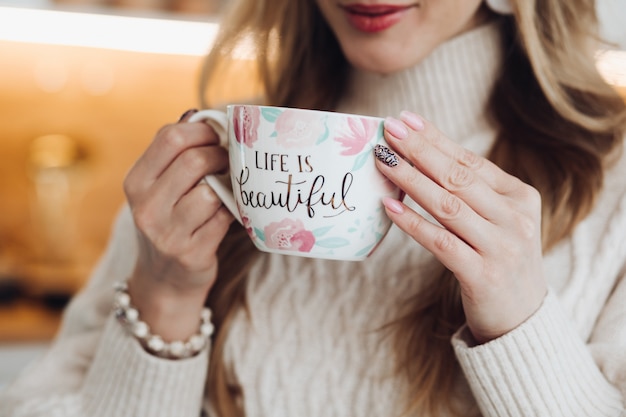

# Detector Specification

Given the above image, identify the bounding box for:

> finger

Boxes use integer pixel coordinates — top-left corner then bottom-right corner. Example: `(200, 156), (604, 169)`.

(381, 196), (480, 282)
(127, 118), (221, 196)
(384, 116), (508, 222)
(374, 145), (495, 251)
(171, 182), (224, 236)
(140, 122), (221, 183)
(189, 205), (234, 256)
(397, 111), (519, 195)
(150, 204), (232, 277)
(149, 145), (229, 210)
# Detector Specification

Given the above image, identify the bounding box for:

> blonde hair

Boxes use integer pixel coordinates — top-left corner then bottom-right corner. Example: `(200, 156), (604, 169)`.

(201, 1), (626, 416)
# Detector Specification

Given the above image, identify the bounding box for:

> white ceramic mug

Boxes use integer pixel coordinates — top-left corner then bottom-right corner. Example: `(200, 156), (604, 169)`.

(189, 105), (401, 261)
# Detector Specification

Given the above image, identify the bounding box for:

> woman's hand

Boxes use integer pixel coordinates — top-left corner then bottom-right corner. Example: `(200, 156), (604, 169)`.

(123, 109), (234, 341)
(376, 111), (548, 344)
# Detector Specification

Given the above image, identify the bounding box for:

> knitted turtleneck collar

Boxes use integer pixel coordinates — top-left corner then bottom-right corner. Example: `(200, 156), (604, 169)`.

(336, 20), (503, 147)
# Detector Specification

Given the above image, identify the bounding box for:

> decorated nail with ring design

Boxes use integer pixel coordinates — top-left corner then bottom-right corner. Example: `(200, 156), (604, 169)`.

(374, 144), (399, 167)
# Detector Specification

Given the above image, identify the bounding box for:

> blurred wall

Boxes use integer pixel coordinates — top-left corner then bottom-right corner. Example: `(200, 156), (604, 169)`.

(0, 30), (255, 344)
(598, 0), (626, 48)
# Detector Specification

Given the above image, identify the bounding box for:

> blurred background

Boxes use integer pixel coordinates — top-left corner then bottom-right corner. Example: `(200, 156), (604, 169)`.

(0, 0), (260, 388)
(0, 0), (625, 390)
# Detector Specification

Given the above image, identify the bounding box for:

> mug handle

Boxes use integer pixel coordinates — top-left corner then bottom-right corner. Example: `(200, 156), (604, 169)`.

(187, 109), (242, 225)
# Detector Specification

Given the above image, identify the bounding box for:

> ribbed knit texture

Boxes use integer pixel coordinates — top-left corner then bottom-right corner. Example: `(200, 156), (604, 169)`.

(81, 315), (209, 417)
(453, 292), (623, 417)
(2, 21), (625, 417)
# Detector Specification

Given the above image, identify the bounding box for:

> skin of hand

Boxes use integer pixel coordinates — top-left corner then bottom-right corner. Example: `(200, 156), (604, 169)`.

(122, 110), (234, 341)
(377, 111), (548, 344)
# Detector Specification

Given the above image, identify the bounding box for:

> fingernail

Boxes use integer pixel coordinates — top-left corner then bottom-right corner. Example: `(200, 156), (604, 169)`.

(178, 108), (199, 122)
(374, 144), (399, 167)
(400, 111), (425, 131)
(383, 197), (404, 214)
(384, 117), (409, 139)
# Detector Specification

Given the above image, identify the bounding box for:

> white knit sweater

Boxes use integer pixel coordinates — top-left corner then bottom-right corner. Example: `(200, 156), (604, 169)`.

(2, 23), (626, 417)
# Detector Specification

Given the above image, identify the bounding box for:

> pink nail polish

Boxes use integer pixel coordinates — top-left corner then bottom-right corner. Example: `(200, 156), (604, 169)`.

(400, 111), (425, 131)
(382, 197), (404, 214)
(384, 117), (409, 140)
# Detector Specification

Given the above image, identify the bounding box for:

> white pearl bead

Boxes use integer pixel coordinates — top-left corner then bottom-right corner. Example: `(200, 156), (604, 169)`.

(169, 341), (185, 357)
(147, 335), (165, 352)
(115, 292), (131, 308)
(133, 321), (149, 338)
(189, 334), (206, 351)
(125, 308), (139, 323)
(200, 308), (212, 321)
(200, 323), (214, 336)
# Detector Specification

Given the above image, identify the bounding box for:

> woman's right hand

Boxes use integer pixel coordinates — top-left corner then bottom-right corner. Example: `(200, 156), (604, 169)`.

(122, 109), (234, 342)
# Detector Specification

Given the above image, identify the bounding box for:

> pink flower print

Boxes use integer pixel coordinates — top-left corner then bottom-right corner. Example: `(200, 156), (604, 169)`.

(335, 117), (380, 156)
(241, 215), (254, 238)
(274, 110), (325, 149)
(233, 105), (260, 148)
(264, 219), (315, 252)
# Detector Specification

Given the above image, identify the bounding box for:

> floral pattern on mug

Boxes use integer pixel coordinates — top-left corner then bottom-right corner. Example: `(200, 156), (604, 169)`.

(241, 215), (254, 239)
(233, 105), (261, 148)
(335, 117), (380, 156)
(264, 218), (315, 252)
(275, 110), (326, 149)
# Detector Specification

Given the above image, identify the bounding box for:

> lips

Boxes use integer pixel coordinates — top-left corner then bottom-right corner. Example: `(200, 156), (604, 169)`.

(340, 3), (415, 33)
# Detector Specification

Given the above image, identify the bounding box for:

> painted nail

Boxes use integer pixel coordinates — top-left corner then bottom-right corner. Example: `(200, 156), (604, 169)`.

(400, 110), (425, 131)
(382, 197), (405, 214)
(384, 117), (409, 139)
(178, 108), (199, 122)
(374, 144), (399, 167)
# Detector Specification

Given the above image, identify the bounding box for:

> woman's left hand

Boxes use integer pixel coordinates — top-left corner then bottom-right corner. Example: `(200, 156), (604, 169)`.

(376, 111), (548, 344)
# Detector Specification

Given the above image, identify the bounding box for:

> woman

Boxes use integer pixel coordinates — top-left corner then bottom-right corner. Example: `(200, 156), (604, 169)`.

(2, 0), (625, 416)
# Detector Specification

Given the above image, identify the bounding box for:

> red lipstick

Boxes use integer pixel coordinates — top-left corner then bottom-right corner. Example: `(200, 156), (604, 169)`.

(341, 3), (414, 33)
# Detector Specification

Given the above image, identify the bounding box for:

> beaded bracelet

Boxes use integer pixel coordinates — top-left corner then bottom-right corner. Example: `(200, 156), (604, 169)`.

(112, 281), (214, 359)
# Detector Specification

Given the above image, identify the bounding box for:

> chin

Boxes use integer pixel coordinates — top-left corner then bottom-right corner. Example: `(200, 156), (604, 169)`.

(344, 49), (421, 75)
(337, 32), (431, 75)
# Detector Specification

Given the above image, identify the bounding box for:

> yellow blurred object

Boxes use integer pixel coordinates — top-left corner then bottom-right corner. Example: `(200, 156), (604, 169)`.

(29, 134), (82, 170)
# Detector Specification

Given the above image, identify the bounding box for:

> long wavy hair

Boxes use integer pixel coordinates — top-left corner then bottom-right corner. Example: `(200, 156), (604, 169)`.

(201, 1), (626, 416)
